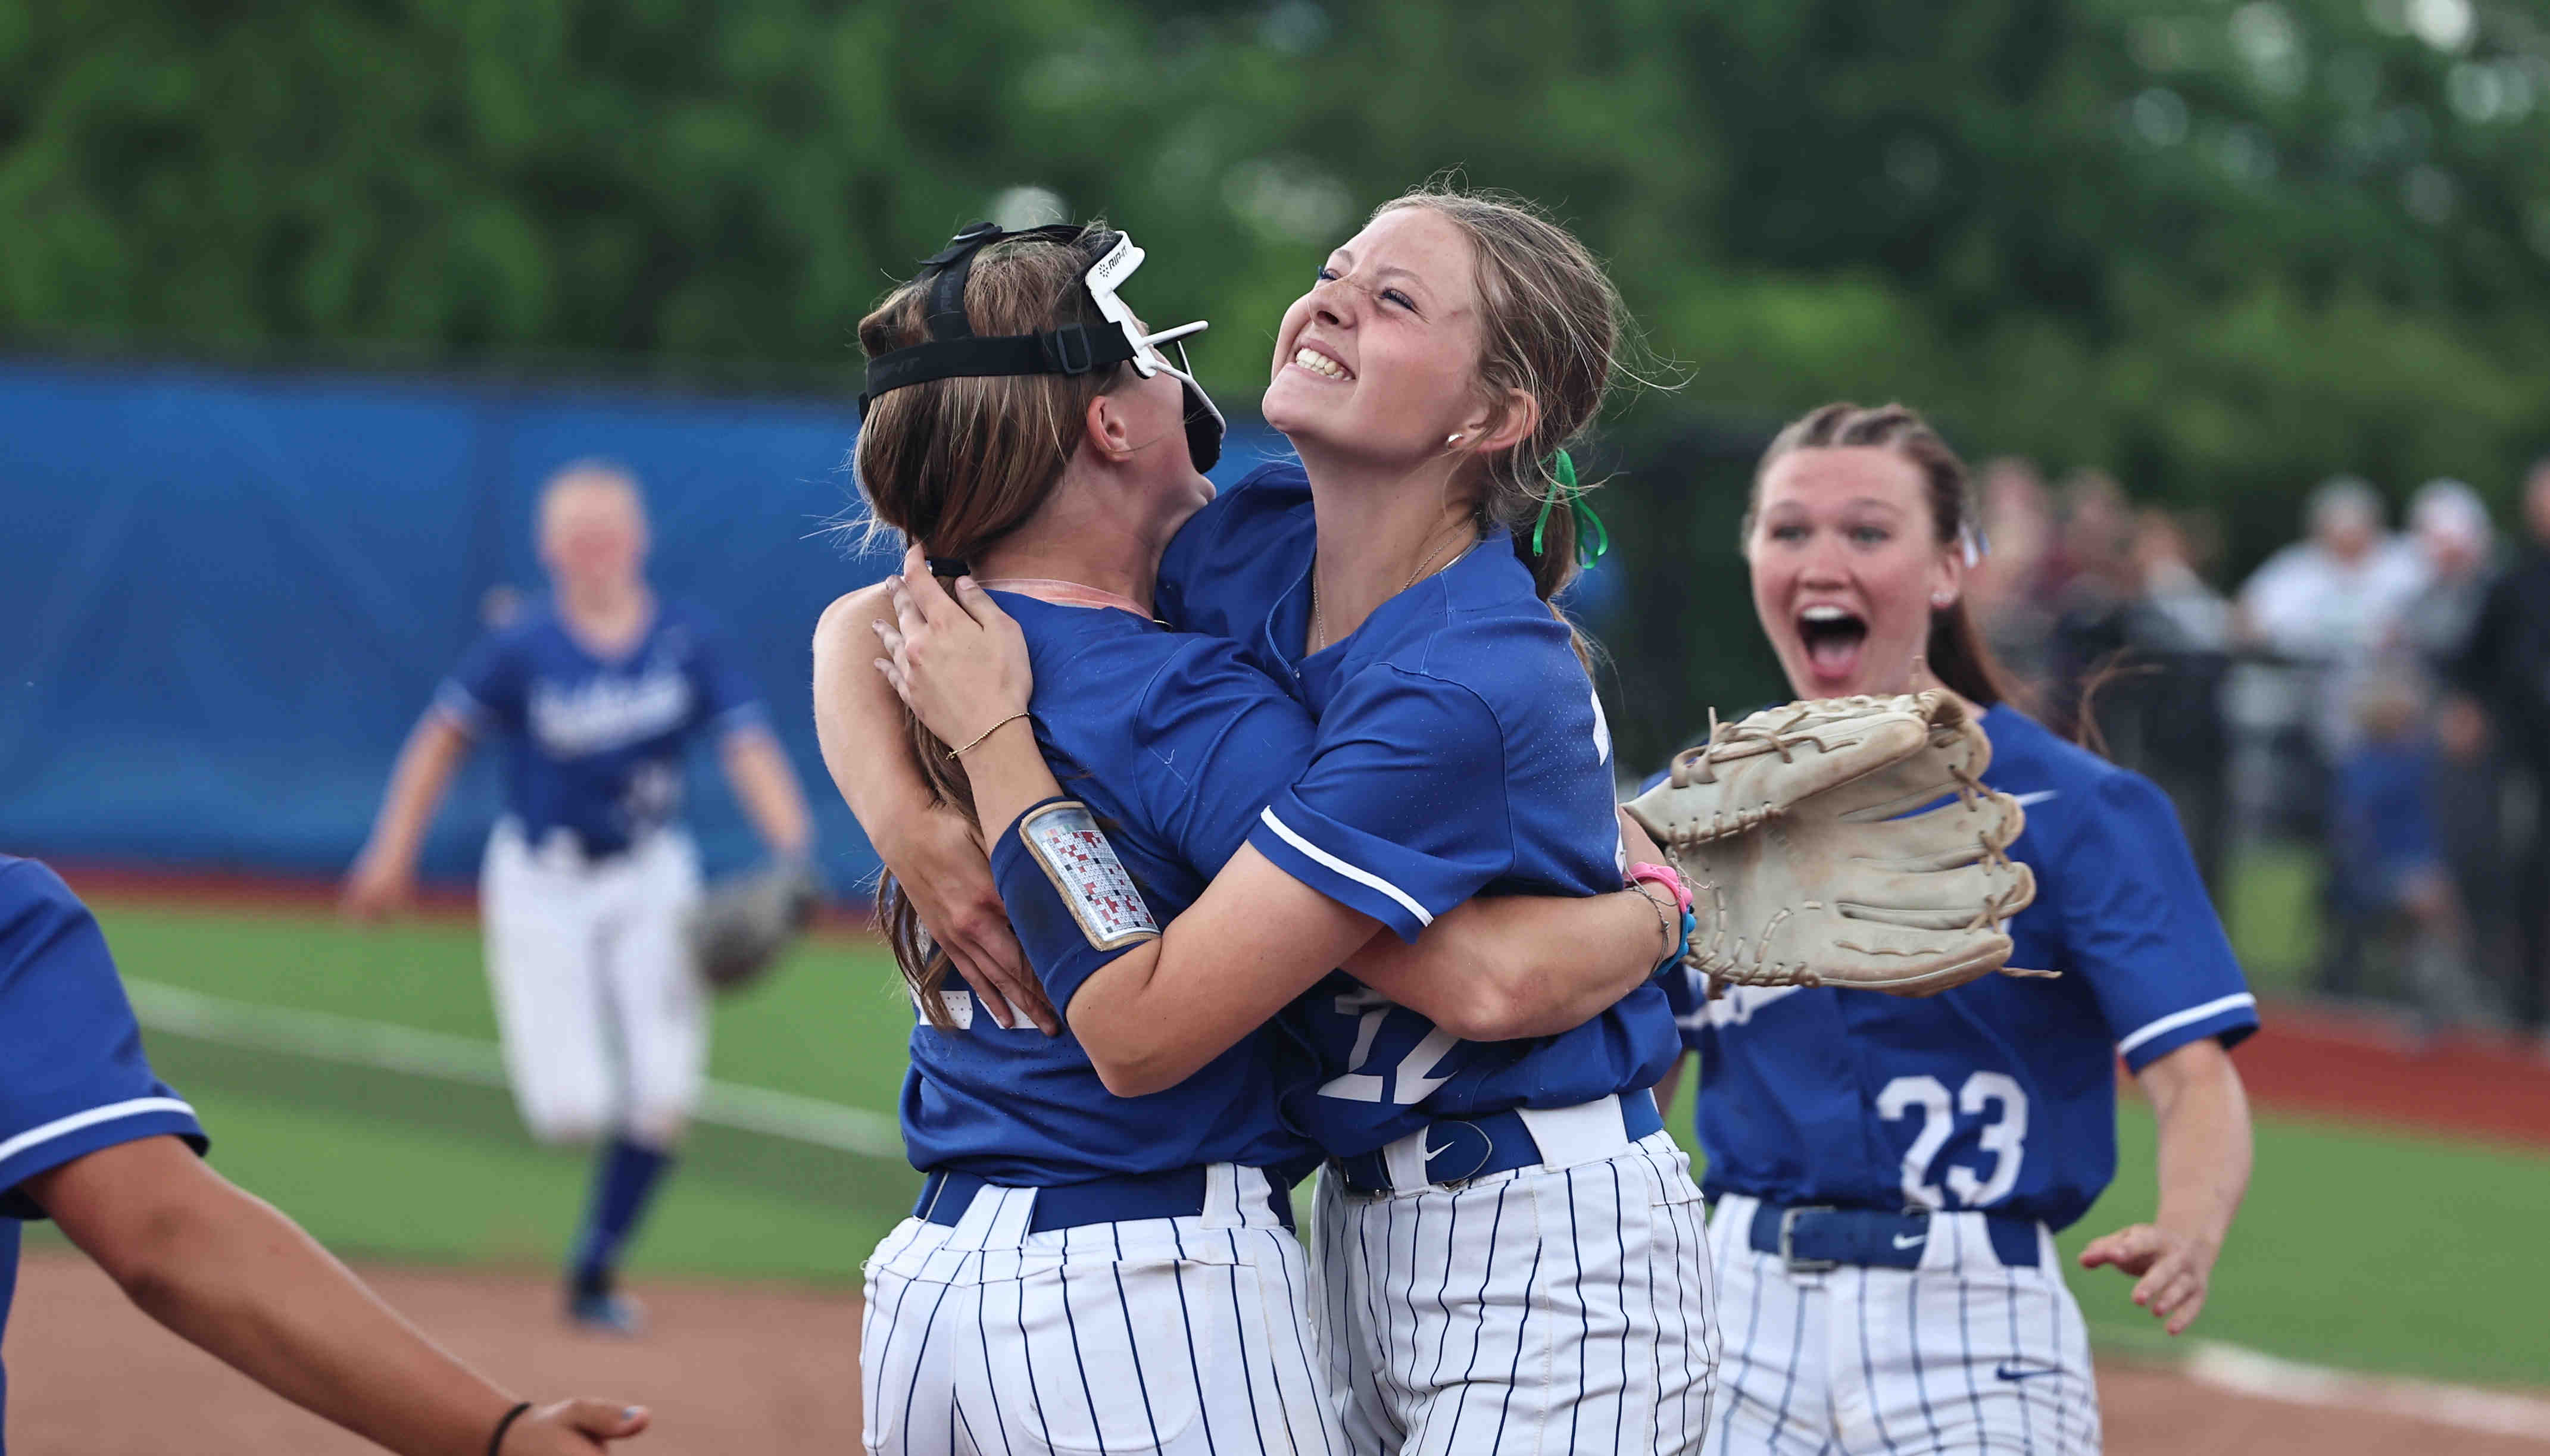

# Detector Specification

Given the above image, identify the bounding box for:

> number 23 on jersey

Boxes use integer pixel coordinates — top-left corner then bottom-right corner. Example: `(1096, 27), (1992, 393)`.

(1876, 1071), (2029, 1209)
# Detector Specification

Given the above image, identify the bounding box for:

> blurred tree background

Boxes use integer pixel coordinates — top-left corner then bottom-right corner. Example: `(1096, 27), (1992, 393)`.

(5, 0), (2546, 761)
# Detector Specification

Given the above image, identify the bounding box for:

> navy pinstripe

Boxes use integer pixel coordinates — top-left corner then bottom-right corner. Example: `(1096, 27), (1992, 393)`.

(899, 1274), (960, 1444)
(1260, 1227), (1331, 1456)
(1642, 1146), (1702, 1448)
(1948, 1214), (1987, 1443)
(1905, 1259), (1943, 1450)
(1434, 1185), (1505, 1454)
(1016, 1264), (1057, 1454)
(1608, 1163), (1628, 1456)
(2003, 1266), (2036, 1455)
(1716, 1240), (1760, 1456)
(1425, 1198), (1460, 1387)
(1853, 1272), (1902, 1455)
(1770, 1281), (1807, 1436)
(1563, 1169), (1588, 1455)
(1485, 1239), (1544, 1452)
(1103, 1226), (1169, 1454)
(974, 1276), (1018, 1456)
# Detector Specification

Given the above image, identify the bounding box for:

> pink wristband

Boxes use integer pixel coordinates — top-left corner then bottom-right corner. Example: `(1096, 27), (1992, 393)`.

(1624, 862), (1692, 916)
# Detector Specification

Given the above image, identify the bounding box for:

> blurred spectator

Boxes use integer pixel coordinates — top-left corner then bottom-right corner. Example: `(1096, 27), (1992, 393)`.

(2046, 468), (2139, 611)
(2394, 479), (2522, 1014)
(2227, 479), (2426, 843)
(2046, 504), (2235, 893)
(2398, 480), (2495, 667)
(2237, 476), (2425, 676)
(1969, 456), (2057, 689)
(2132, 507), (2233, 652)
(2448, 457), (2550, 1030)
(2322, 680), (2501, 1031)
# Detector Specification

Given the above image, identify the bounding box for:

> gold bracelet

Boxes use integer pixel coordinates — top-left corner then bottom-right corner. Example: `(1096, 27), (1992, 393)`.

(947, 711), (1031, 760)
(1627, 882), (1677, 963)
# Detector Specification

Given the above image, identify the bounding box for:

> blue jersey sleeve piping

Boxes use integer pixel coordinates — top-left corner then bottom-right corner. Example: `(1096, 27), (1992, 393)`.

(2115, 992), (2260, 1071)
(0, 1099), (208, 1218)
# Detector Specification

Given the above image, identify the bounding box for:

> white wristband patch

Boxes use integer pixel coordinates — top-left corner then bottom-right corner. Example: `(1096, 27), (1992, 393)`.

(1019, 801), (1160, 950)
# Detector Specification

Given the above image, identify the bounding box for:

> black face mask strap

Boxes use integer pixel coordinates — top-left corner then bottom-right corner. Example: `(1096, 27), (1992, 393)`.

(857, 222), (1134, 417)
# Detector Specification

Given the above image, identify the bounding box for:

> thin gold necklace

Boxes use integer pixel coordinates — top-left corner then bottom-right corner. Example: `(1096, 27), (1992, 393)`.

(1309, 523), (1475, 655)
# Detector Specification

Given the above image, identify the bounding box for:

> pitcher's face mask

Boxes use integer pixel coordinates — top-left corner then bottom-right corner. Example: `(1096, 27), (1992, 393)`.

(856, 221), (1226, 473)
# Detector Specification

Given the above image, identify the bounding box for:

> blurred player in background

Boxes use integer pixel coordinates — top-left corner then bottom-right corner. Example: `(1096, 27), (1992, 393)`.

(3, 854), (651, 1454)
(1650, 403), (2258, 1455)
(342, 461), (814, 1333)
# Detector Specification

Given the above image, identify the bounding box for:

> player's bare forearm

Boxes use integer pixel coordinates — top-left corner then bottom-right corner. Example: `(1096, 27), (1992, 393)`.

(1073, 846), (1381, 1097)
(1344, 890), (1667, 1040)
(720, 727), (813, 860)
(2081, 1037), (2252, 1333)
(815, 586), (1053, 1031)
(344, 714), (472, 918)
(814, 585), (939, 833)
(357, 713), (470, 870)
(28, 1136), (632, 1456)
(2142, 1038), (2252, 1257)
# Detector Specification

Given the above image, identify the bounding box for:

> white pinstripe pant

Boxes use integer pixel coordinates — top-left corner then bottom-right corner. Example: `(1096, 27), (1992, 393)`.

(861, 1166), (1345, 1456)
(1702, 1195), (2100, 1455)
(1310, 1130), (1721, 1456)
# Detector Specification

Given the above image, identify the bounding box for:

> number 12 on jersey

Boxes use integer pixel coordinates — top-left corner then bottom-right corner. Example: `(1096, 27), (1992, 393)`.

(1875, 1071), (2029, 1208)
(1318, 987), (1463, 1104)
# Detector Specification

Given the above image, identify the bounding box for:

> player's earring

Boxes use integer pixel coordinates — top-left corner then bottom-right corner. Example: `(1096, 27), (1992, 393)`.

(1446, 433), (1463, 446)
(1931, 592), (1953, 608)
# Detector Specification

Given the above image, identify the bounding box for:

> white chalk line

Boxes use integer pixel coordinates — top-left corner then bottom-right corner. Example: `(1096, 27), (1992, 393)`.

(122, 982), (2550, 1436)
(123, 978), (907, 1162)
(2184, 1340), (2550, 1442)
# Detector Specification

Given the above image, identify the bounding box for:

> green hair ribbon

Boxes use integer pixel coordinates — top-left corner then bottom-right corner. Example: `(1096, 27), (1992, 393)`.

(1530, 449), (1609, 568)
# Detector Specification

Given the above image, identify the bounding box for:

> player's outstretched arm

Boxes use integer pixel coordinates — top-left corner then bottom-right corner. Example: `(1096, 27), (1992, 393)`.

(342, 711), (473, 921)
(813, 581), (1054, 1033)
(27, 1135), (650, 1455)
(2077, 1036), (2254, 1335)
(718, 724), (814, 861)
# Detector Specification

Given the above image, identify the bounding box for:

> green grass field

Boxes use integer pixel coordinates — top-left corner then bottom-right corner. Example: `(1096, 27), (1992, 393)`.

(59, 893), (2550, 1389)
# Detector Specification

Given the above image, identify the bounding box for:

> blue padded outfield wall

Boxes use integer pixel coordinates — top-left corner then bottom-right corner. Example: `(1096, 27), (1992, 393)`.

(0, 357), (1290, 895)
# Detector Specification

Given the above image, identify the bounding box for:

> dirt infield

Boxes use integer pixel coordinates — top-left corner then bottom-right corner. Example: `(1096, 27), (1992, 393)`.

(10, 1251), (2545, 1455)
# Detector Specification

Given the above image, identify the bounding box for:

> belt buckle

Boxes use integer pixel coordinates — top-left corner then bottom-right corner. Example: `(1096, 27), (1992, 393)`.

(1778, 1205), (1840, 1274)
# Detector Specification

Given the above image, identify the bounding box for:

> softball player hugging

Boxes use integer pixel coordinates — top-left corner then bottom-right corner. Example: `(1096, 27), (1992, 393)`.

(344, 463), (815, 1333)
(824, 220), (1686, 1456)
(1646, 403), (2259, 1455)
(835, 187), (1767, 1456)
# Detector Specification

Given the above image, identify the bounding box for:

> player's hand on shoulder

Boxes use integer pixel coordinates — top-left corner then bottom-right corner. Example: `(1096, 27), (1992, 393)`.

(2078, 1221), (2219, 1336)
(889, 802), (1056, 1036)
(339, 853), (413, 923)
(873, 545), (1032, 750)
(498, 1398), (650, 1454)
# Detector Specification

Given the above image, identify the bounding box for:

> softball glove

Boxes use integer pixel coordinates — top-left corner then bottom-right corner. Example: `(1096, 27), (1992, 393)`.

(1622, 692), (2046, 996)
(688, 860), (824, 993)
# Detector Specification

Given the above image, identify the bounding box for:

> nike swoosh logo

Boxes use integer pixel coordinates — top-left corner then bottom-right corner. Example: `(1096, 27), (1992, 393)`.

(1995, 1361), (2062, 1382)
(2012, 790), (2059, 808)
(1890, 1233), (1926, 1249)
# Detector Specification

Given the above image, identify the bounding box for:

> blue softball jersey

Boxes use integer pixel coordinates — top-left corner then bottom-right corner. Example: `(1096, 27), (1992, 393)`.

(1157, 463), (1681, 1159)
(1667, 702), (2258, 1231)
(434, 598), (768, 858)
(898, 593), (1324, 1186)
(0, 857), (209, 1449)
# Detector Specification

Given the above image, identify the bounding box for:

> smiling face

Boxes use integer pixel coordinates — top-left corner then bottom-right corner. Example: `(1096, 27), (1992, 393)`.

(1746, 446), (1962, 699)
(1262, 205), (1493, 473)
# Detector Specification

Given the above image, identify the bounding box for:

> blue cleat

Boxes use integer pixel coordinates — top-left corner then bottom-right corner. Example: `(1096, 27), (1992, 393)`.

(566, 1286), (647, 1337)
